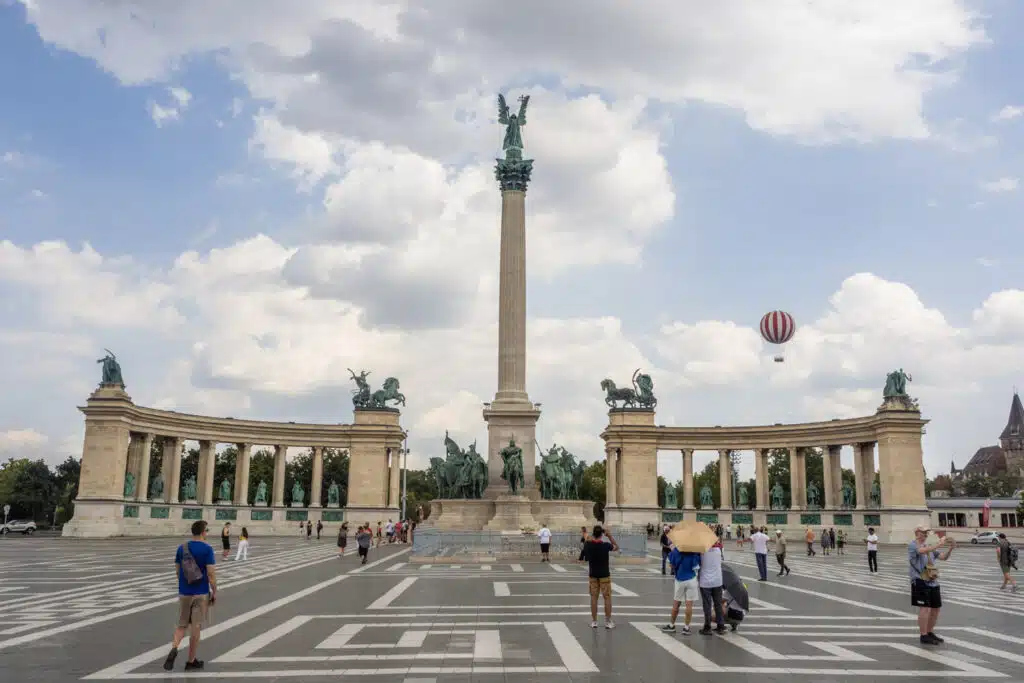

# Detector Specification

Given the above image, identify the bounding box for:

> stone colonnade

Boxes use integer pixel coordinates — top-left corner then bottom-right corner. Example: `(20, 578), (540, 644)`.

(601, 401), (929, 542)
(64, 385), (406, 538)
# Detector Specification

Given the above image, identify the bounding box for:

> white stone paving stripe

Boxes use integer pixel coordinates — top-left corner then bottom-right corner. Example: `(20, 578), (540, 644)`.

(549, 563), (567, 572)
(493, 582), (510, 597)
(632, 622), (723, 672)
(368, 577), (417, 609)
(940, 636), (1024, 665)
(543, 621), (599, 673)
(386, 563), (406, 572)
(510, 564), (523, 572)
(102, 665), (573, 678)
(313, 623), (364, 651)
(218, 616), (314, 661)
(733, 573), (913, 616)
(472, 629), (502, 661)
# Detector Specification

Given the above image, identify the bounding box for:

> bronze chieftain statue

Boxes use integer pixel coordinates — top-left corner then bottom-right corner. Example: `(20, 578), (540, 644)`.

(97, 349), (125, 388)
(500, 439), (525, 495)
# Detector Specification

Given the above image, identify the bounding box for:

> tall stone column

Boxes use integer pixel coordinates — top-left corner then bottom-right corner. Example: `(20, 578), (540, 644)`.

(822, 445), (835, 509)
(164, 437), (182, 504)
(136, 433), (154, 501)
(198, 441), (216, 505)
(483, 147), (541, 497)
(754, 448), (769, 510)
(854, 442), (873, 510)
(388, 448), (401, 509)
(718, 449), (732, 509)
(605, 448), (617, 506)
(234, 443), (251, 506)
(682, 449), (694, 509)
(272, 445), (287, 506)
(310, 446), (324, 507)
(829, 445), (843, 505)
(787, 447), (802, 510)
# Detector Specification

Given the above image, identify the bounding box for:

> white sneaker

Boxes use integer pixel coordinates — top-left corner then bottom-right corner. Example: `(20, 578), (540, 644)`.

(680, 625), (691, 635)
(605, 621), (615, 630)
(591, 621), (598, 628)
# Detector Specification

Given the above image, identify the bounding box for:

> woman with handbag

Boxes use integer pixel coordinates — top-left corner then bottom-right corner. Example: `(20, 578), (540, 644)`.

(908, 525), (953, 645)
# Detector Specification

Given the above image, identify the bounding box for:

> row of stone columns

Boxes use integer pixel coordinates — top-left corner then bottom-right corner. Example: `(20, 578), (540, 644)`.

(125, 435), (341, 508)
(607, 443), (878, 510)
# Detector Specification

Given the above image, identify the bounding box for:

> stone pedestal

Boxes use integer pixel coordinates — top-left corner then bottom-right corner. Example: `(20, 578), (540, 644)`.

(216, 499), (231, 506)
(184, 499), (198, 505)
(483, 402), (541, 499)
(485, 494), (539, 532)
(327, 503), (340, 509)
(253, 502), (268, 507)
(290, 502), (305, 508)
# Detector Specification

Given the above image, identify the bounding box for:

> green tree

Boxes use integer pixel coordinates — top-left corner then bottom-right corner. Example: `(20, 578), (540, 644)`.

(580, 459), (606, 520)
(285, 450), (313, 506)
(10, 459), (57, 523)
(213, 445), (238, 496)
(322, 448), (349, 506)
(248, 448), (275, 505)
(53, 456), (81, 524)
(767, 449), (791, 504)
(147, 438), (163, 496)
(180, 446), (199, 495)
(0, 458), (34, 519)
(1016, 490), (1024, 522)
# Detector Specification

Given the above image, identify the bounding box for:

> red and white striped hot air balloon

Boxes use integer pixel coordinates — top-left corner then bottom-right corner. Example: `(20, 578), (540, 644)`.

(759, 310), (796, 363)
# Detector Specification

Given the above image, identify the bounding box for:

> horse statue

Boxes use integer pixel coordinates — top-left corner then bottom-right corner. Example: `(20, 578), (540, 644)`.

(429, 457), (449, 498)
(558, 447), (580, 499)
(369, 377), (406, 408)
(600, 379), (637, 409)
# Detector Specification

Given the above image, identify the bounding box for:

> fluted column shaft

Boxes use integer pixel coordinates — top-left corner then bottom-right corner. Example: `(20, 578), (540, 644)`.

(822, 445), (836, 508)
(136, 433), (154, 501)
(234, 443), (251, 506)
(495, 189), (529, 403)
(682, 449), (694, 509)
(273, 445), (287, 506)
(164, 438), (182, 504)
(855, 443), (873, 509)
(310, 446), (324, 507)
(787, 447), (802, 510)
(606, 448), (617, 506)
(754, 448), (768, 510)
(718, 449), (732, 509)
(198, 440), (216, 505)
(388, 448), (401, 508)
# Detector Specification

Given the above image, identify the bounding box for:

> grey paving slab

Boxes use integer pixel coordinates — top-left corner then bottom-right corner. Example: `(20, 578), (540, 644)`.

(0, 538), (1022, 681)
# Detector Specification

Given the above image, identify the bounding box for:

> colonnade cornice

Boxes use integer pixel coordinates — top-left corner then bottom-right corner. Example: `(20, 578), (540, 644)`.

(79, 400), (405, 449)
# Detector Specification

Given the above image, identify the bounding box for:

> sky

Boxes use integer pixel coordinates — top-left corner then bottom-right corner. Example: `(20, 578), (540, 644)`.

(1, 0), (1023, 484)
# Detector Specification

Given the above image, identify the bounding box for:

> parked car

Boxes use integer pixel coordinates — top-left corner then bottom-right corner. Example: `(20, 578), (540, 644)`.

(0, 520), (36, 535)
(971, 531), (1000, 544)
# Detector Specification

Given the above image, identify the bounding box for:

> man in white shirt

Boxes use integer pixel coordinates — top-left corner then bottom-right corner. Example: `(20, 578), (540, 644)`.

(865, 527), (879, 573)
(698, 542), (726, 635)
(744, 526), (770, 581)
(538, 524), (552, 562)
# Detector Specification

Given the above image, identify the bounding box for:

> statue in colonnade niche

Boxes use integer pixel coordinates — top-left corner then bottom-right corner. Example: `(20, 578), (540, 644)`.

(841, 482), (855, 508)
(327, 481), (341, 507)
(664, 484), (678, 509)
(737, 483), (749, 509)
(770, 482), (786, 510)
(150, 473), (164, 500)
(870, 479), (882, 507)
(218, 478), (232, 502)
(123, 472), (136, 498)
(182, 476), (197, 501)
(291, 481), (305, 506)
(254, 480), (268, 505)
(806, 481), (821, 508)
(699, 484), (714, 508)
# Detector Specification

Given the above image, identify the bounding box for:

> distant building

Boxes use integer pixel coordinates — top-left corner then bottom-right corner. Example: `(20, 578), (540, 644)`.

(955, 391), (1024, 483)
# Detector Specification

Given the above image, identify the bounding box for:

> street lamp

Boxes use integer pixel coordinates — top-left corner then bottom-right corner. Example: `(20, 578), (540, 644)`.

(400, 434), (409, 520)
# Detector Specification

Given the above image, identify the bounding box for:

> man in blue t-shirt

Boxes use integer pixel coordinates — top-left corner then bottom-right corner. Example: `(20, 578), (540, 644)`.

(908, 524), (953, 645)
(164, 520), (217, 672)
(660, 546), (701, 634)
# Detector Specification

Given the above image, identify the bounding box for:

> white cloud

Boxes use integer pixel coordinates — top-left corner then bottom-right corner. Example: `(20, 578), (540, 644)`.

(979, 177), (1019, 193)
(992, 105), (1024, 122)
(0, 428), (49, 455)
(148, 86), (192, 127)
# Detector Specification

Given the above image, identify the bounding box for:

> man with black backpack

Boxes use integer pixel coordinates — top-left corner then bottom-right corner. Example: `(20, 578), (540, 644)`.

(164, 520), (217, 671)
(997, 533), (1018, 593)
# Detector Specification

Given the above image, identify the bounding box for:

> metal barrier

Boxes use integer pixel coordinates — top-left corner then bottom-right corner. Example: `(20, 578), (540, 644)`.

(411, 529), (648, 559)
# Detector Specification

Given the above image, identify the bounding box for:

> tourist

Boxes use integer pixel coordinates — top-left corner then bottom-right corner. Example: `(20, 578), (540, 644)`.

(660, 544), (701, 635)
(698, 539), (726, 635)
(865, 527), (879, 572)
(721, 588), (746, 631)
(164, 520), (217, 672)
(337, 523), (348, 557)
(829, 527), (836, 552)
(299, 521), (305, 537)
(538, 523), (552, 562)
(376, 521), (383, 547)
(997, 533), (1018, 592)
(220, 522), (231, 559)
(836, 529), (846, 555)
(316, 520), (323, 540)
(736, 525), (745, 549)
(660, 525), (672, 574)
(578, 526), (588, 563)
(582, 525), (618, 629)
(805, 527), (816, 556)
(745, 527), (770, 581)
(909, 525), (954, 645)
(821, 528), (830, 556)
(725, 524), (732, 541)
(386, 519), (395, 543)
(356, 525), (373, 565)
(234, 527), (249, 561)
(774, 530), (790, 576)
(395, 520), (403, 543)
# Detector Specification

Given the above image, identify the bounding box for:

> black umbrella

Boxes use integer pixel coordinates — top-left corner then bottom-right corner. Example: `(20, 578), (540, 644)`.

(721, 563), (750, 611)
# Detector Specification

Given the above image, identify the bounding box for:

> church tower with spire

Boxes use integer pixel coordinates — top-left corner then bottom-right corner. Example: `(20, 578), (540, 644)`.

(1000, 391), (1024, 479)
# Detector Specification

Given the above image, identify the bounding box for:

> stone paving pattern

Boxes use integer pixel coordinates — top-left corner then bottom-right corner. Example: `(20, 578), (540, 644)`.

(0, 534), (1022, 682)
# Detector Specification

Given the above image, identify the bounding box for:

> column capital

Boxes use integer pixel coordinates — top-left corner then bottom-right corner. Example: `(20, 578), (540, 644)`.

(496, 159), (534, 192)
(680, 447), (694, 454)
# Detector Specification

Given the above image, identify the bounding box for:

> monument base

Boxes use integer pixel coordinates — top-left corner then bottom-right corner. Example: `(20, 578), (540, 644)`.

(426, 498), (597, 532)
(216, 499), (231, 506)
(327, 503), (341, 509)
(344, 506), (399, 525)
(253, 502), (268, 507)
(485, 494), (540, 532)
(290, 502), (304, 508)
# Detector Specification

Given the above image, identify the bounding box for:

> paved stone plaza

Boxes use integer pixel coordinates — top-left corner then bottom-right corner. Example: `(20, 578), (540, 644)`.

(1, 536), (1022, 681)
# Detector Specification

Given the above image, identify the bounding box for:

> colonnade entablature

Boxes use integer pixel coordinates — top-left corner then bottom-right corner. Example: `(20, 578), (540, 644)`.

(600, 401), (930, 542)
(64, 384), (406, 537)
